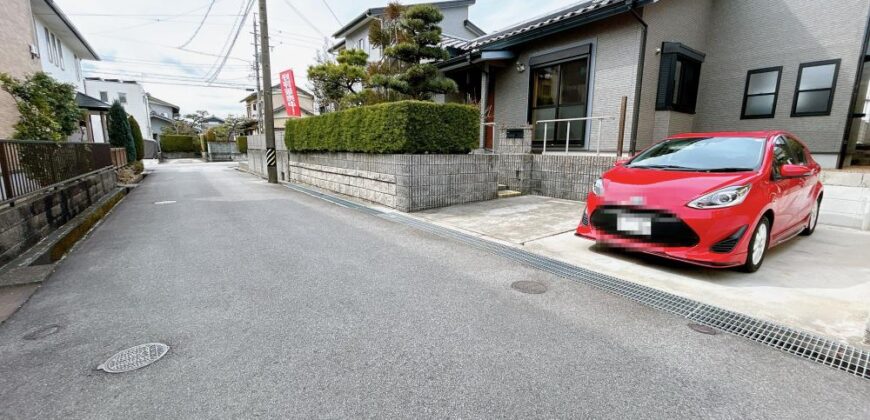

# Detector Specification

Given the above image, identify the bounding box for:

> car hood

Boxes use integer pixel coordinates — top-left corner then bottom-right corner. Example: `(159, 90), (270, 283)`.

(599, 166), (758, 208)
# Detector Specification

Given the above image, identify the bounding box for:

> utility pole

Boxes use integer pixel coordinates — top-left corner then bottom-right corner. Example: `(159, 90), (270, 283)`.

(252, 13), (263, 135)
(258, 0), (277, 183)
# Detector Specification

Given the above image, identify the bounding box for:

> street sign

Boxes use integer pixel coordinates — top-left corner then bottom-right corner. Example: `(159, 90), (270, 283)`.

(279, 69), (302, 118)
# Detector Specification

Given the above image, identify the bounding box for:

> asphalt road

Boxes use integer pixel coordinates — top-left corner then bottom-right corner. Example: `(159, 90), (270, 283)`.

(0, 161), (867, 419)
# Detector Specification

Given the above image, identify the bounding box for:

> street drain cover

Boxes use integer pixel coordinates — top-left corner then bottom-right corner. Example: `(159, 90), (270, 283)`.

(23, 324), (62, 340)
(511, 281), (547, 294)
(688, 323), (718, 335)
(98, 343), (169, 373)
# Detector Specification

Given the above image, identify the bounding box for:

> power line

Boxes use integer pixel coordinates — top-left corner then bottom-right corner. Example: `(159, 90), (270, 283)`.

(320, 0), (343, 26)
(279, 0), (327, 38)
(206, 0), (256, 82)
(85, 1), (226, 35)
(178, 0), (218, 48)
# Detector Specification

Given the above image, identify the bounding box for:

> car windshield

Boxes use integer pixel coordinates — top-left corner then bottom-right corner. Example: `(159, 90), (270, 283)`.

(628, 137), (766, 172)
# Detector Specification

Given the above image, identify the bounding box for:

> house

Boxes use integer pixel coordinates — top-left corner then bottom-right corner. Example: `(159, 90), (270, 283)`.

(438, 0), (870, 170)
(148, 94), (180, 141)
(202, 116), (225, 131)
(328, 0), (486, 62)
(84, 78), (154, 142)
(240, 84), (317, 133)
(0, 0), (107, 142)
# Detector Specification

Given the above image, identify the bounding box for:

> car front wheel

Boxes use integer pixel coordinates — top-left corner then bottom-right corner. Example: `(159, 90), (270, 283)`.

(741, 216), (770, 273)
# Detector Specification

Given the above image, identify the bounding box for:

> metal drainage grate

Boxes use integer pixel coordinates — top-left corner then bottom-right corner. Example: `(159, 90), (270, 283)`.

(283, 182), (870, 380)
(511, 281), (547, 294)
(98, 343), (169, 373)
(23, 324), (62, 340)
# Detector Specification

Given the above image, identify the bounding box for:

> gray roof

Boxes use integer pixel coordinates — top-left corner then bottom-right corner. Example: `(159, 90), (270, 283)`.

(32, 0), (100, 60)
(75, 92), (110, 111)
(457, 0), (646, 51)
(147, 94), (180, 113)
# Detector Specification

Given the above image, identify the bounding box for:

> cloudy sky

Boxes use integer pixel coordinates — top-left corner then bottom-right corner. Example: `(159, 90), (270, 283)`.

(57, 0), (579, 118)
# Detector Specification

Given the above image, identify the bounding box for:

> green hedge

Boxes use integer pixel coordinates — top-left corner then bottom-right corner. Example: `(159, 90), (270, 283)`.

(160, 134), (199, 153)
(236, 136), (248, 154)
(285, 101), (478, 154)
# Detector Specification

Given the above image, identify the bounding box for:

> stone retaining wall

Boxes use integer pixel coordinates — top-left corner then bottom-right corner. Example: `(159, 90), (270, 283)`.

(0, 168), (116, 267)
(497, 154), (617, 201)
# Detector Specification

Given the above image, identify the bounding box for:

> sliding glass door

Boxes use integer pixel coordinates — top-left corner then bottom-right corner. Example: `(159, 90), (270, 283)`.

(531, 56), (590, 152)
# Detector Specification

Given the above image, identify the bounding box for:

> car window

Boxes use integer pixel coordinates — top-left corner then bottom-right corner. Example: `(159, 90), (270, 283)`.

(628, 137), (765, 171)
(786, 137), (808, 164)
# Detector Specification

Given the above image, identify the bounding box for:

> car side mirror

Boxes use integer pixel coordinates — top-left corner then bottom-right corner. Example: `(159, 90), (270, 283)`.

(779, 164), (811, 178)
(614, 159), (628, 167)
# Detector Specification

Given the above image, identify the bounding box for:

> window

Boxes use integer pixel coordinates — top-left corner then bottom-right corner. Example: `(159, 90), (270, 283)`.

(741, 67), (782, 119)
(56, 37), (64, 70)
(791, 59), (840, 117)
(529, 56), (590, 151)
(44, 28), (54, 64)
(99, 91), (109, 102)
(118, 92), (127, 104)
(656, 42), (705, 114)
(628, 137), (765, 172)
(74, 56), (81, 80)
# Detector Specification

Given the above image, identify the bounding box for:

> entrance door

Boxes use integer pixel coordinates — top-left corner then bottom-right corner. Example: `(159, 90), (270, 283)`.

(530, 56), (590, 153)
(484, 76), (495, 150)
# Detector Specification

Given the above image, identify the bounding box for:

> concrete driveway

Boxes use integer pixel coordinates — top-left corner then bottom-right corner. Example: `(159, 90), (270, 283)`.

(414, 196), (870, 348)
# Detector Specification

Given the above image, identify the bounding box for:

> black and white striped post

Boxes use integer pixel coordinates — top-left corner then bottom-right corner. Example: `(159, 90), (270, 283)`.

(258, 0), (278, 184)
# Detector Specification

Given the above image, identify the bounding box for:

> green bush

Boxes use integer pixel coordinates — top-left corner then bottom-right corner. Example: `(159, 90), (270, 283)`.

(160, 134), (199, 153)
(128, 116), (144, 161)
(236, 136), (248, 154)
(285, 100), (478, 154)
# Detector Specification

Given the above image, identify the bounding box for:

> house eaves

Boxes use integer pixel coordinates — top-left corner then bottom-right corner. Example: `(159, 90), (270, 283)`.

(147, 94), (180, 114)
(465, 0), (657, 51)
(332, 0), (477, 38)
(31, 0), (100, 60)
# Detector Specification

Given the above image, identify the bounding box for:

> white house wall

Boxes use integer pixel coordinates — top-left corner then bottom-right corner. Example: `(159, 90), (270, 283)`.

(85, 80), (153, 140)
(33, 15), (84, 92)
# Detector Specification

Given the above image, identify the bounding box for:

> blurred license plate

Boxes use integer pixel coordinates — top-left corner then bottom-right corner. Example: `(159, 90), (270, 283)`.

(617, 214), (652, 235)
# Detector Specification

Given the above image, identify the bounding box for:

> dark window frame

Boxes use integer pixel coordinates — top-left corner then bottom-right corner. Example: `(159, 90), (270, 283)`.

(740, 66), (782, 119)
(790, 59), (841, 117)
(655, 42), (705, 114)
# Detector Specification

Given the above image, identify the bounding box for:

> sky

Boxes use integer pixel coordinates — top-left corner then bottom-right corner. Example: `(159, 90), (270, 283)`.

(57, 0), (579, 118)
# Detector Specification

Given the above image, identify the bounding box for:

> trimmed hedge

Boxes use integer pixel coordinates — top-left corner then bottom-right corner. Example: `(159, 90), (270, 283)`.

(160, 134), (199, 153)
(236, 136), (248, 154)
(285, 100), (478, 154)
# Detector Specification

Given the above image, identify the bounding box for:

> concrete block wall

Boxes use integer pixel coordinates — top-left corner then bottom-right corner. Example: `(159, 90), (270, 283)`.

(819, 171), (870, 231)
(288, 153), (400, 208)
(497, 154), (617, 201)
(0, 168), (116, 267)
(401, 154), (498, 212)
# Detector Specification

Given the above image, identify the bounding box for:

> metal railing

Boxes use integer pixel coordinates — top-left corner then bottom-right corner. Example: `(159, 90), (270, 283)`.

(535, 116), (615, 155)
(0, 140), (113, 203)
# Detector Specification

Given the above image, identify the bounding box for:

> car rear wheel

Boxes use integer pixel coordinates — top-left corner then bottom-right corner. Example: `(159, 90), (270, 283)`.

(741, 217), (770, 273)
(800, 197), (822, 236)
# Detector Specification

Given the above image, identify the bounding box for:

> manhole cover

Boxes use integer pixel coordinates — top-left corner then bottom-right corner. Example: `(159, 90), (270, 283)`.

(98, 343), (169, 373)
(687, 323), (718, 335)
(511, 281), (547, 294)
(23, 324), (62, 340)
(154, 201), (176, 205)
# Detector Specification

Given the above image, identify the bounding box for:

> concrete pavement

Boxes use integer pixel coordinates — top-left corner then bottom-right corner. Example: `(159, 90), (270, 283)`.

(0, 161), (867, 418)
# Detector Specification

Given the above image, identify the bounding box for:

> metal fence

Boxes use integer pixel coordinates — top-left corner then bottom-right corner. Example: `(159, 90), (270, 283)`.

(0, 140), (113, 202)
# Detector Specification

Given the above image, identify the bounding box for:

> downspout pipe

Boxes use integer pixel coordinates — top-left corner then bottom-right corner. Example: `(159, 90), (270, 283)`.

(627, 0), (648, 155)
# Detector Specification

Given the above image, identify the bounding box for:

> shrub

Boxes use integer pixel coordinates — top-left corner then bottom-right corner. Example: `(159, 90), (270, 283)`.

(285, 101), (478, 154)
(236, 136), (248, 154)
(0, 72), (79, 141)
(108, 101), (136, 163)
(160, 134), (199, 153)
(128, 116), (144, 161)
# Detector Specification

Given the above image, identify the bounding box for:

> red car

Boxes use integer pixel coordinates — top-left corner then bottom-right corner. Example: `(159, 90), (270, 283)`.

(576, 131), (823, 272)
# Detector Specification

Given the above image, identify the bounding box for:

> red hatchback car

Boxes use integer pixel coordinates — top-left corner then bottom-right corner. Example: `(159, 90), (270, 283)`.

(576, 131), (823, 272)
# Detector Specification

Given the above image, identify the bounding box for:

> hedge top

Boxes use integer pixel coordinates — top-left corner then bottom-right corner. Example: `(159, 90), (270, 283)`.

(284, 100), (478, 154)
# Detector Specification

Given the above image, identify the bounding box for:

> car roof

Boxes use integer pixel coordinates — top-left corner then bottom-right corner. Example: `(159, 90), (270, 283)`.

(666, 130), (784, 140)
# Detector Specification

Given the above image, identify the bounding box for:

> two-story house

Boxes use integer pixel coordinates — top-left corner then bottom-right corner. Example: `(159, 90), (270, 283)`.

(147, 94), (180, 141)
(241, 84), (317, 133)
(328, 0), (485, 62)
(84, 78), (155, 143)
(0, 0), (107, 142)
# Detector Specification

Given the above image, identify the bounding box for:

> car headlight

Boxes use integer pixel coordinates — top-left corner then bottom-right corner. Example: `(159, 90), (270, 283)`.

(592, 178), (604, 196)
(688, 185), (751, 209)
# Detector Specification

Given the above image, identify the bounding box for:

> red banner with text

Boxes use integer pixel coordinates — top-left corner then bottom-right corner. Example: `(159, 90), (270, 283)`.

(279, 69), (302, 118)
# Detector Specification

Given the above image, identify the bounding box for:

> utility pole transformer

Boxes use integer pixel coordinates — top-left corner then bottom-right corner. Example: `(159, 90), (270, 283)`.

(252, 13), (263, 135)
(258, 0), (278, 183)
